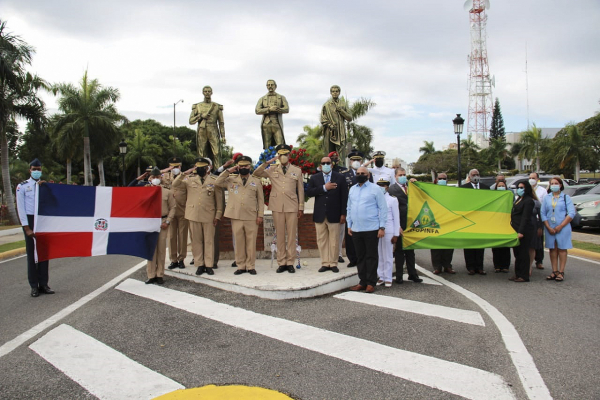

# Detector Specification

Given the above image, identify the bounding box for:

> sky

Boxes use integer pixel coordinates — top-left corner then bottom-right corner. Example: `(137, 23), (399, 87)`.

(3, 0), (599, 164)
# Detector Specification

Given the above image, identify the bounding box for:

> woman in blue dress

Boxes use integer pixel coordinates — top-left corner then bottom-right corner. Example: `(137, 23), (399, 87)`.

(540, 177), (575, 282)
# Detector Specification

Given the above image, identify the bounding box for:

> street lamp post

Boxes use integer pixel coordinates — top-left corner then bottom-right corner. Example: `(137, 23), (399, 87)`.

(453, 114), (465, 185)
(119, 139), (127, 187)
(173, 99), (184, 154)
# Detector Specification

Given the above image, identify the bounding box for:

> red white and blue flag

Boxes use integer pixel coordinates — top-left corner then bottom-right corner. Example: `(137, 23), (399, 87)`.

(34, 184), (162, 262)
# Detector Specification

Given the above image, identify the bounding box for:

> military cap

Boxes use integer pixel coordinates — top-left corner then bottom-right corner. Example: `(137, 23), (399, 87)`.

(29, 158), (42, 167)
(275, 144), (292, 155)
(150, 167), (161, 176)
(328, 151), (339, 158)
(168, 157), (182, 166)
(145, 165), (154, 173)
(194, 157), (210, 167)
(373, 151), (386, 159)
(236, 156), (252, 166)
(348, 148), (364, 160)
(376, 177), (390, 186)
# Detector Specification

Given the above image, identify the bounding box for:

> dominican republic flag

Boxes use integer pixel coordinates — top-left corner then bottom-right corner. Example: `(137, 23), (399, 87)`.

(34, 183), (162, 262)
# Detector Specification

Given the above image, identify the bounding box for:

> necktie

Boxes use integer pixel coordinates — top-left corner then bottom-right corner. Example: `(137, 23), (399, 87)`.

(283, 166), (287, 174)
(324, 174), (329, 184)
(201, 178), (205, 185)
(243, 177), (247, 186)
(402, 184), (407, 194)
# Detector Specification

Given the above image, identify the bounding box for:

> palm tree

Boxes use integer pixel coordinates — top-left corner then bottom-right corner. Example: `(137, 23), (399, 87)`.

(510, 142), (523, 171)
(52, 70), (127, 186)
(296, 124), (323, 166)
(48, 114), (81, 184)
(519, 123), (544, 172)
(461, 134), (480, 166)
(489, 138), (509, 171)
(419, 141), (436, 156)
(126, 129), (161, 176)
(554, 123), (586, 181)
(0, 20), (47, 224)
(346, 97), (376, 158)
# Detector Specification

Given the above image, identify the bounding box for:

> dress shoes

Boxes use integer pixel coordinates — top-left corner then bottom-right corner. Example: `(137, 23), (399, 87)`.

(31, 288), (40, 297)
(167, 262), (178, 270)
(39, 285), (55, 294)
(190, 259), (195, 265)
(248, 269), (257, 275)
(349, 284), (365, 291)
(408, 276), (423, 283)
(145, 277), (157, 284)
(338, 256), (345, 263)
(213, 264), (218, 269)
(476, 270), (487, 275)
(318, 266), (331, 273)
(467, 270), (476, 275)
(287, 265), (295, 273)
(444, 267), (456, 274)
(234, 269), (247, 275)
(155, 277), (164, 284)
(178, 260), (186, 269)
(331, 266), (339, 273)
(395, 278), (404, 284)
(205, 267), (214, 275)
(433, 269), (441, 275)
(365, 285), (375, 293)
(231, 261), (237, 267)
(276, 265), (287, 273)
(347, 262), (357, 268)
(376, 280), (384, 286)
(195, 266), (205, 275)
(384, 282), (392, 288)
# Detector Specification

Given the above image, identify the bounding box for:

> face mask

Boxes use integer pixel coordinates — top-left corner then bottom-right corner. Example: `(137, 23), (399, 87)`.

(321, 164), (332, 173)
(437, 179), (447, 186)
(470, 175), (480, 184)
(378, 186), (386, 194)
(397, 176), (407, 185)
(528, 179), (537, 187)
(356, 175), (368, 184)
(550, 185), (560, 193)
(196, 167), (207, 177)
(238, 168), (250, 176)
(279, 155), (289, 164)
(331, 158), (339, 165)
(497, 186), (507, 191)
(31, 171), (42, 180)
(151, 178), (161, 186)
(375, 159), (384, 168)
(172, 168), (181, 175)
(516, 188), (525, 197)
(351, 161), (361, 170)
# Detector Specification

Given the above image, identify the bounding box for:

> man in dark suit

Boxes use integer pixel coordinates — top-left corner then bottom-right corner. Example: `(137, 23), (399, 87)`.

(388, 167), (422, 283)
(460, 169), (490, 275)
(306, 156), (348, 272)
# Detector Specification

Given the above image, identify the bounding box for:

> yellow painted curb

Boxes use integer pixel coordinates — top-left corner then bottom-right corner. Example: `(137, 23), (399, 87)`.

(0, 247), (26, 261)
(154, 385), (293, 400)
(569, 248), (600, 261)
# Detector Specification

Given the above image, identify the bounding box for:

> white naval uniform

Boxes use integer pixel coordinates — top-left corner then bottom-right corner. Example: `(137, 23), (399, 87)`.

(368, 166), (396, 187)
(377, 191), (400, 283)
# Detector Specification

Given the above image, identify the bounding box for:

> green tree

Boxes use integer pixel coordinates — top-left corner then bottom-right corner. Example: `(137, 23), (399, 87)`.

(126, 129), (161, 177)
(346, 97), (376, 159)
(0, 20), (47, 224)
(48, 114), (82, 184)
(510, 142), (524, 171)
(519, 123), (546, 172)
(489, 98), (505, 142)
(52, 70), (127, 186)
(460, 134), (480, 166)
(553, 123), (586, 181)
(296, 124), (324, 166)
(419, 141), (436, 156)
(489, 138), (510, 172)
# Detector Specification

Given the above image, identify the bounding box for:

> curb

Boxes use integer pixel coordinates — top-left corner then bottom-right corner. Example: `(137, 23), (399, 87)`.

(569, 248), (600, 261)
(0, 247), (26, 262)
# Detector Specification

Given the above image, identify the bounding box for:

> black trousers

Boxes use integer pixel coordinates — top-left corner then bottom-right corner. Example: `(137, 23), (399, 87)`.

(513, 230), (533, 280)
(345, 225), (357, 264)
(492, 247), (511, 269)
(535, 231), (544, 264)
(24, 215), (49, 289)
(395, 238), (419, 280)
(463, 249), (485, 272)
(352, 230), (379, 287)
(430, 249), (454, 271)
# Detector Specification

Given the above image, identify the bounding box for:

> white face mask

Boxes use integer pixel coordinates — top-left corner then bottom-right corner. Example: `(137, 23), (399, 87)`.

(280, 155), (289, 164)
(151, 178), (161, 186)
(351, 161), (361, 170)
(528, 178), (537, 187)
(172, 168), (181, 175)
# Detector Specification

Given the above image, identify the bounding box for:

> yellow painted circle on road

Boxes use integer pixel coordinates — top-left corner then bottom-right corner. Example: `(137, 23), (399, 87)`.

(154, 385), (292, 400)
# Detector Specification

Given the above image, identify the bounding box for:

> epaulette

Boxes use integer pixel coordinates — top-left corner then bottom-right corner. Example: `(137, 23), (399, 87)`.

(19, 180), (29, 185)
(341, 169), (350, 174)
(208, 174), (218, 180)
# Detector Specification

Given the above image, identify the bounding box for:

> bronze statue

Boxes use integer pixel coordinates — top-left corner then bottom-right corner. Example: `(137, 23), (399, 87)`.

(321, 85), (352, 160)
(189, 86), (225, 168)
(255, 79), (289, 149)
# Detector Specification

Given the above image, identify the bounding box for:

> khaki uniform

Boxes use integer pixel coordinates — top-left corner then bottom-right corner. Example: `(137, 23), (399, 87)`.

(253, 162), (304, 266)
(172, 173), (223, 268)
(147, 186), (176, 279)
(189, 102), (224, 168)
(163, 172), (188, 263)
(215, 171), (265, 271)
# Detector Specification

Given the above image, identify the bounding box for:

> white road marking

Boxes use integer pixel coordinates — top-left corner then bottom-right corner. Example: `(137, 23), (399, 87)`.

(0, 260), (147, 359)
(334, 291), (485, 326)
(116, 279), (515, 400)
(568, 254), (600, 265)
(30, 324), (184, 399)
(0, 254), (26, 264)
(415, 264), (552, 400)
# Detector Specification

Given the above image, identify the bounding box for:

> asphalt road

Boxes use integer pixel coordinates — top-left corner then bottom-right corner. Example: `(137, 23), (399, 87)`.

(0, 250), (598, 400)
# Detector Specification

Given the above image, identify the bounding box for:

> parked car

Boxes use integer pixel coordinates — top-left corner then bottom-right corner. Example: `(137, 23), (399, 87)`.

(490, 175), (569, 192)
(570, 185), (600, 228)
(563, 184), (596, 198)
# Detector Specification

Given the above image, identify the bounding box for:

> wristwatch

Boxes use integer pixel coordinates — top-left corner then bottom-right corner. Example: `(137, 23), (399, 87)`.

(379, 227), (385, 230)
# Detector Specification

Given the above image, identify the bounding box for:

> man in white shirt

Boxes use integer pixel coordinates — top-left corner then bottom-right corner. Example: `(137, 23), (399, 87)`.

(363, 151), (396, 187)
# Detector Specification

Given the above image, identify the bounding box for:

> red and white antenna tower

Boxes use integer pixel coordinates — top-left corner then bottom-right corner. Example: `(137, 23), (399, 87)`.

(465, 0), (494, 142)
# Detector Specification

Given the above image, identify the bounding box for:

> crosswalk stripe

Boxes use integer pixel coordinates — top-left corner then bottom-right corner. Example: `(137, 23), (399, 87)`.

(116, 279), (514, 400)
(334, 292), (485, 326)
(29, 324), (184, 399)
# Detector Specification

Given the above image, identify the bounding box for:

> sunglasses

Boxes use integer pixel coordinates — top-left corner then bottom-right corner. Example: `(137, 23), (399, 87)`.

(356, 173), (368, 176)
(321, 162), (331, 165)
(518, 186), (526, 189)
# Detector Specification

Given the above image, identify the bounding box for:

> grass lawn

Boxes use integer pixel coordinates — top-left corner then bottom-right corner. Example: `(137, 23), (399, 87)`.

(572, 240), (600, 254)
(0, 225), (20, 231)
(0, 240), (25, 253)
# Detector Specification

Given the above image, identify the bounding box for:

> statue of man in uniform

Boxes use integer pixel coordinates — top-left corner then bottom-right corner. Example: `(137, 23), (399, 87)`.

(321, 85), (352, 162)
(255, 79), (289, 149)
(189, 86), (225, 168)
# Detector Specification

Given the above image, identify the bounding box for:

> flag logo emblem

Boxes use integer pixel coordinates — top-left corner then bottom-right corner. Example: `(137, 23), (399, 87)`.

(411, 201), (439, 229)
(94, 218), (109, 231)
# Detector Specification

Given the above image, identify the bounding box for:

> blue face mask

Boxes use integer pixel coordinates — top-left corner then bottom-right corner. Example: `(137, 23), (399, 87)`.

(397, 176), (407, 185)
(31, 171), (42, 180)
(437, 179), (447, 186)
(550, 185), (560, 193)
(379, 186), (386, 194)
(321, 164), (331, 173)
(516, 188), (525, 197)
(497, 186), (507, 191)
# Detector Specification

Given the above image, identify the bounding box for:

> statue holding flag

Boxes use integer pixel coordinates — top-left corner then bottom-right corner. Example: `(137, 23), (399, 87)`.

(189, 86), (225, 168)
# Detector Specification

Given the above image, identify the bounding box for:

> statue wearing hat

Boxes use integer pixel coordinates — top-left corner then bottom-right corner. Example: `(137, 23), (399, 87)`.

(189, 86), (225, 168)
(321, 85), (352, 163)
(256, 79), (289, 149)
(215, 156), (265, 275)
